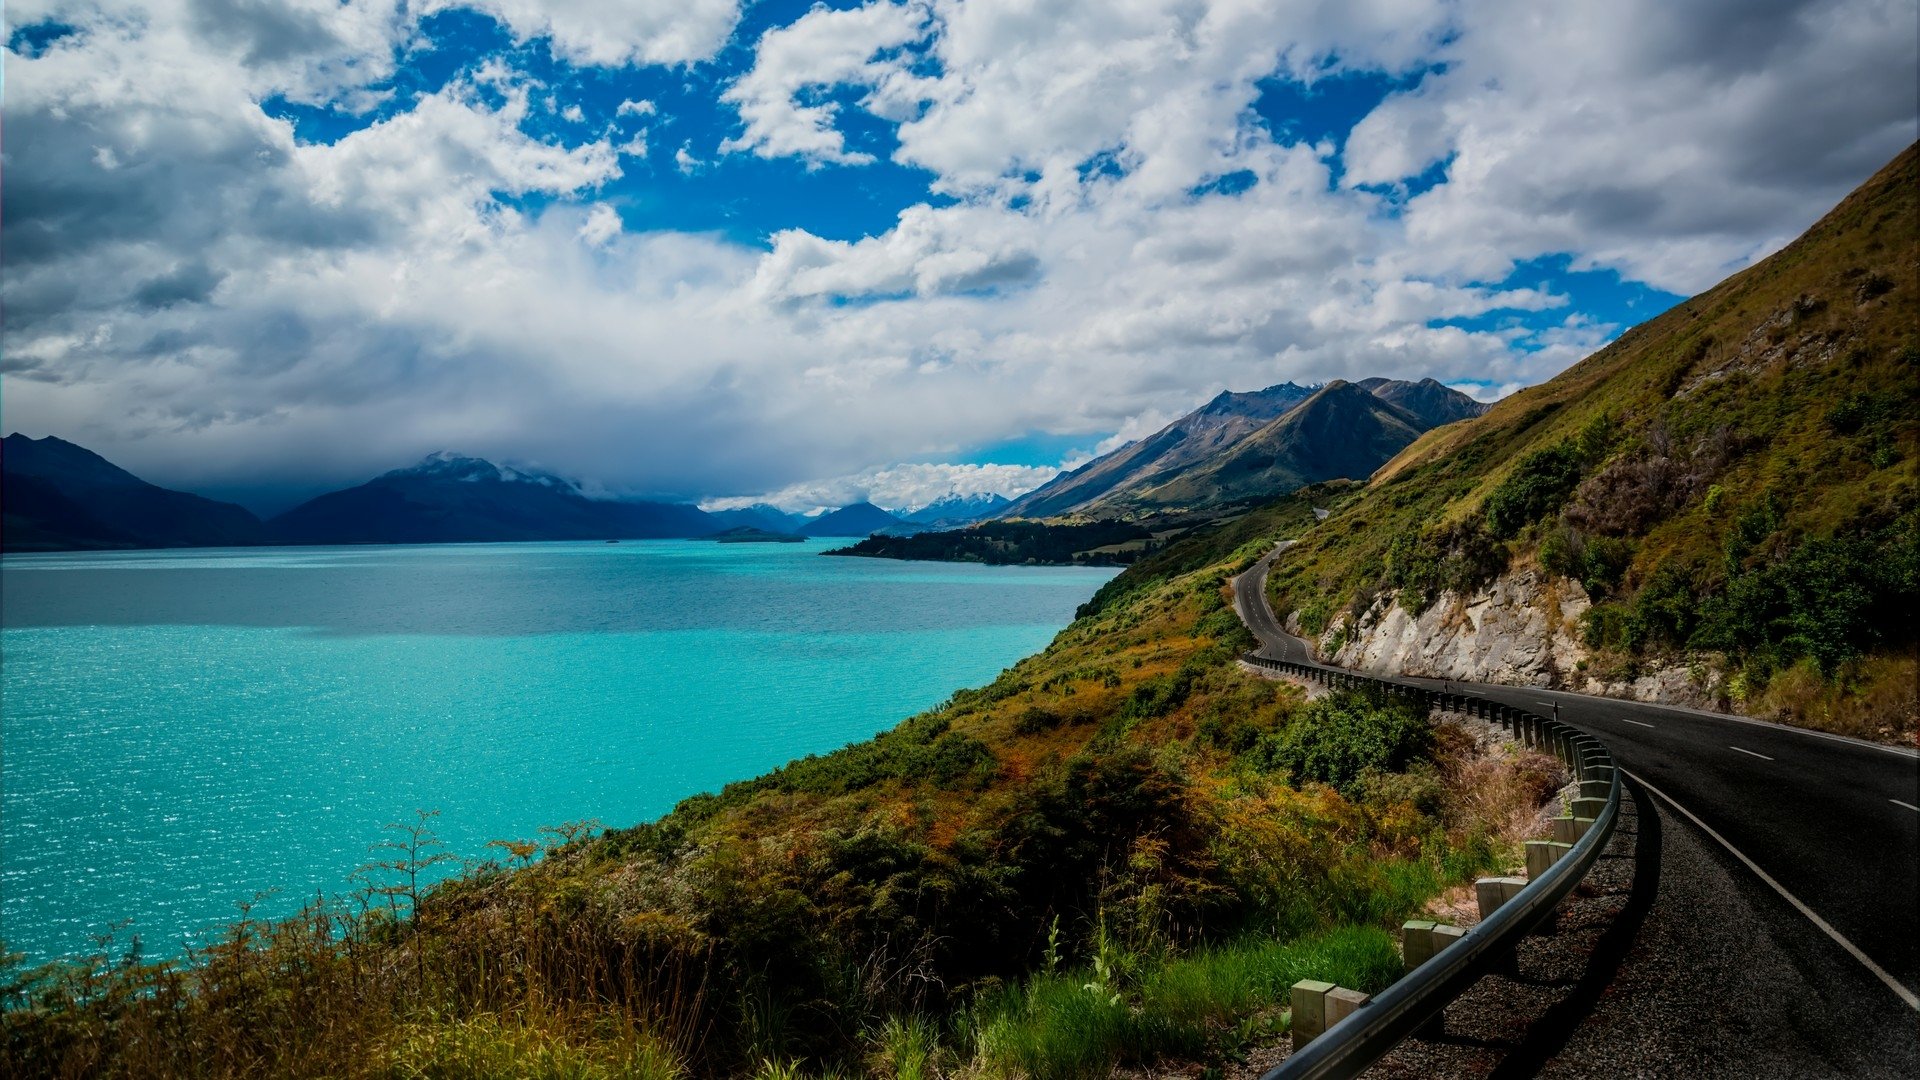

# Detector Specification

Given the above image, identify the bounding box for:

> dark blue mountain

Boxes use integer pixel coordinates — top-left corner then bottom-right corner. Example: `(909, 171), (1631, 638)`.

(2, 434), (265, 551)
(267, 452), (717, 544)
(797, 501), (909, 537)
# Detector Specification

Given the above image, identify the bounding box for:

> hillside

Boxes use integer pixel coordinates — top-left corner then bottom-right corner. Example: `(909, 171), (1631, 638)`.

(267, 452), (716, 544)
(997, 382), (1319, 518)
(4, 479), (1562, 1078)
(1268, 143), (1920, 741)
(1000, 378), (1482, 520)
(1112, 380), (1429, 514)
(1, 434), (265, 551)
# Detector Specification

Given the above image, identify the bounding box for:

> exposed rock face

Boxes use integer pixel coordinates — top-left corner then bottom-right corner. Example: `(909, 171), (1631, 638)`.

(1320, 567), (1723, 709)
(1325, 568), (1588, 686)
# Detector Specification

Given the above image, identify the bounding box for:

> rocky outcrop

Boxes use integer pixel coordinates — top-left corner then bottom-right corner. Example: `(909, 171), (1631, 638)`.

(1316, 567), (1724, 709)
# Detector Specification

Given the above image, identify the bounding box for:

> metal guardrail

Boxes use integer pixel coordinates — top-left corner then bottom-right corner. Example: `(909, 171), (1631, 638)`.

(1241, 653), (1623, 1080)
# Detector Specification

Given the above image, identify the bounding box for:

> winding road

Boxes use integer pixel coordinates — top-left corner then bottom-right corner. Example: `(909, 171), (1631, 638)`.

(1234, 543), (1920, 1075)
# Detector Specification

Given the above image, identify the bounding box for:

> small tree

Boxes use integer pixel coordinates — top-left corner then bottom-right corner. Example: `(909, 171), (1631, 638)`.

(487, 837), (541, 868)
(360, 809), (457, 987)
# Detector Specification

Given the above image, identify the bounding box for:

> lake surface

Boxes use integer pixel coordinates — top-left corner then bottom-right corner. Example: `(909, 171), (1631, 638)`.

(0, 541), (1115, 964)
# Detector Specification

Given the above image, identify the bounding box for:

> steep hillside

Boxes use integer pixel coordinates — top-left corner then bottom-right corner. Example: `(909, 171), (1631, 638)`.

(998, 382), (1318, 518)
(268, 452), (716, 544)
(1, 434), (265, 551)
(1268, 143), (1919, 741)
(1002, 378), (1482, 521)
(1110, 381), (1428, 514)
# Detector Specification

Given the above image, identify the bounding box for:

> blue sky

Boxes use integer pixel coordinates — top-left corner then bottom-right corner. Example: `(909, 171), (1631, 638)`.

(3, 1), (1911, 511)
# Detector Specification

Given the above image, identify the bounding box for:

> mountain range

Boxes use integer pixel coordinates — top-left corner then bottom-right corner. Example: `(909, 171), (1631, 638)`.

(4, 381), (1480, 552)
(996, 376), (1486, 519)
(0, 444), (1013, 552)
(263, 452), (718, 545)
(902, 491), (1012, 527)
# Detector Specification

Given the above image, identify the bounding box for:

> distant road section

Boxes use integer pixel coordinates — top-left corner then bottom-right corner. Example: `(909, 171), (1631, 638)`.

(1234, 543), (1920, 1072)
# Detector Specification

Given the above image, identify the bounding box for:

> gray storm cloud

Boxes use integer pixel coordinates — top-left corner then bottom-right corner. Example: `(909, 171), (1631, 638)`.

(3, 0), (1912, 506)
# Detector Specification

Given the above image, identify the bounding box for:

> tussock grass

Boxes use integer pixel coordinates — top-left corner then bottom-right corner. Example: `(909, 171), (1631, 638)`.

(384, 1012), (683, 1080)
(966, 927), (1400, 1080)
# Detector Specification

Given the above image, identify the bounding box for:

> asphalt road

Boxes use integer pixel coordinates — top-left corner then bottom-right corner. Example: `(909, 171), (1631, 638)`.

(1233, 545), (1920, 1021)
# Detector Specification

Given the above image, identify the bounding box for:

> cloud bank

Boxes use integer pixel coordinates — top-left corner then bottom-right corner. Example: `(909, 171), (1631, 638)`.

(3, 0), (1912, 507)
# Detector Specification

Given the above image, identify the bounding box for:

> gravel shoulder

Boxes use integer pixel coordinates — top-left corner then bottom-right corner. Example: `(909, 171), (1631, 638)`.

(1210, 782), (1920, 1080)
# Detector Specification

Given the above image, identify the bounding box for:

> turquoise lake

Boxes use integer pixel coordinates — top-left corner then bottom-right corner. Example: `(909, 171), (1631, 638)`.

(0, 541), (1116, 964)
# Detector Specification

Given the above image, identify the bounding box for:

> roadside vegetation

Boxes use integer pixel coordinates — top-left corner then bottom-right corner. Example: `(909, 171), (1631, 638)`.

(1, 498), (1560, 1079)
(1269, 145), (1919, 742)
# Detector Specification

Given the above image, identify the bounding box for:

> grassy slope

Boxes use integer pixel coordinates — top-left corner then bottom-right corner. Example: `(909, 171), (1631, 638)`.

(1268, 143), (1919, 740)
(4, 489), (1554, 1079)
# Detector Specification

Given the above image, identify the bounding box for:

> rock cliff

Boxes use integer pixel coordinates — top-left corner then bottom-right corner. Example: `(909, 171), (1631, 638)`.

(1307, 565), (1724, 709)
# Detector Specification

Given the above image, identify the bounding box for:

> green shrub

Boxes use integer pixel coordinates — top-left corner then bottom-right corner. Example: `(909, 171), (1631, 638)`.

(1384, 521), (1506, 614)
(1692, 507), (1919, 674)
(1541, 527), (1635, 598)
(1581, 603), (1630, 650)
(1622, 561), (1702, 650)
(1249, 689), (1433, 796)
(1014, 705), (1065, 735)
(1485, 442), (1586, 539)
(1296, 594), (1336, 636)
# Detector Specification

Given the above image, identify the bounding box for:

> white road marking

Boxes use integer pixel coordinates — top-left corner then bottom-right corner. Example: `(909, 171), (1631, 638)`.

(1893, 799), (1920, 813)
(1630, 770), (1920, 1013)
(1620, 718), (1656, 729)
(1525, 687), (1920, 760)
(1728, 745), (1774, 761)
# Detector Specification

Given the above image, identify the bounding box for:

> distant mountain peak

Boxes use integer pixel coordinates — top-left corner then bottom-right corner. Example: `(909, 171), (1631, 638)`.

(993, 372), (1483, 520)
(384, 451), (577, 492)
(799, 501), (909, 537)
(1195, 381), (1318, 418)
(904, 490), (1012, 526)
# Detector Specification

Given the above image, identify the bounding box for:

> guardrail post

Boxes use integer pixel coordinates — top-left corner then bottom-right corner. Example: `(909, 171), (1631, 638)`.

(1290, 980), (1335, 1048)
(1552, 813), (1595, 843)
(1474, 876), (1529, 920)
(1326, 987), (1370, 1028)
(1401, 920), (1437, 969)
(1525, 839), (1574, 879)
(1571, 796), (1608, 821)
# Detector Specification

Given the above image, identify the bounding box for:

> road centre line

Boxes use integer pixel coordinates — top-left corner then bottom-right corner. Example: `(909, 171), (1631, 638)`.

(1728, 745), (1774, 761)
(1893, 799), (1920, 813)
(1619, 718), (1656, 729)
(1629, 770), (1920, 1012)
(1525, 685), (1920, 760)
